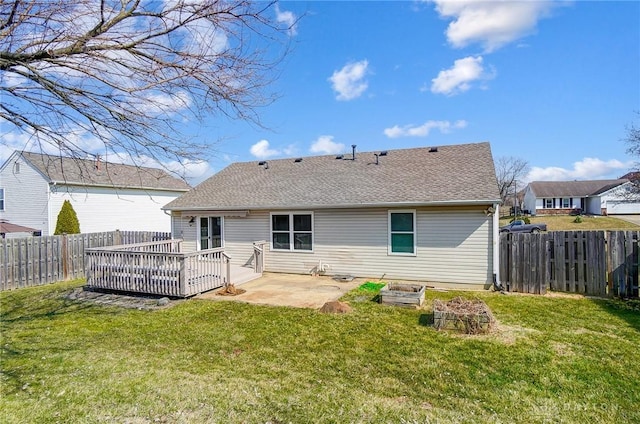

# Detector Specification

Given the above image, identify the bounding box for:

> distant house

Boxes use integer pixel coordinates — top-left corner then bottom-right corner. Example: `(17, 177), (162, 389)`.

(522, 179), (638, 215)
(0, 220), (41, 239)
(0, 151), (190, 235)
(163, 142), (502, 289)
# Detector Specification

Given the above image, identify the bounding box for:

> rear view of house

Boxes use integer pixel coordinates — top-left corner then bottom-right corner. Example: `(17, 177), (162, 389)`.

(0, 151), (190, 235)
(164, 142), (502, 289)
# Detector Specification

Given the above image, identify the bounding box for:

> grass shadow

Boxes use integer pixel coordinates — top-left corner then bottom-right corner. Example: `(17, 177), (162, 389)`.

(0, 286), (124, 326)
(593, 297), (640, 333)
(419, 313), (434, 327)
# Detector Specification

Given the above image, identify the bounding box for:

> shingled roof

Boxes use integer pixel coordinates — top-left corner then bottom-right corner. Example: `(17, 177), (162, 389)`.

(17, 152), (190, 192)
(527, 179), (628, 197)
(164, 142), (500, 211)
(0, 220), (39, 235)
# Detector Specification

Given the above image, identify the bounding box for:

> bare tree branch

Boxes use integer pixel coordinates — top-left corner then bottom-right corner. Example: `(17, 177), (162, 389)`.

(495, 156), (530, 206)
(0, 0), (291, 176)
(623, 112), (640, 195)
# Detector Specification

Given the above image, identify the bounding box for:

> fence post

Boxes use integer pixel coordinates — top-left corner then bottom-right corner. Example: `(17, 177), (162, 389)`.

(61, 233), (69, 281)
(114, 229), (122, 246)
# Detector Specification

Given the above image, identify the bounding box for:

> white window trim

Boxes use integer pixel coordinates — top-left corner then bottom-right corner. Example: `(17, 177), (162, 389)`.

(270, 211), (314, 253)
(196, 216), (224, 250)
(388, 209), (417, 256)
(0, 188), (4, 211)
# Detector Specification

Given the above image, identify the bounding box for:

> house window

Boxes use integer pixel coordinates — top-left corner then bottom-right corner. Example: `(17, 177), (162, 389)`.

(389, 210), (416, 255)
(562, 198), (571, 208)
(13, 162), (20, 174)
(0, 188), (4, 211)
(271, 212), (313, 251)
(199, 217), (222, 250)
(544, 198), (554, 208)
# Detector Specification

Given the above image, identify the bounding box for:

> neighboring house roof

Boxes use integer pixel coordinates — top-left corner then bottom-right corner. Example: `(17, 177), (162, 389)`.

(620, 171), (640, 182)
(13, 151), (190, 192)
(165, 142), (500, 211)
(0, 220), (39, 234)
(527, 179), (629, 198)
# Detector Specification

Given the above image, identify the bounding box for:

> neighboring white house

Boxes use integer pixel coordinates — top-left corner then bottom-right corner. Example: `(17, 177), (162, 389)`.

(522, 179), (638, 215)
(163, 142), (502, 290)
(0, 151), (191, 235)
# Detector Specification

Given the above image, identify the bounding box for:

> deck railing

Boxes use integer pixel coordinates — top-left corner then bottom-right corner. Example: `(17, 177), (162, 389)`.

(252, 240), (268, 274)
(85, 240), (230, 297)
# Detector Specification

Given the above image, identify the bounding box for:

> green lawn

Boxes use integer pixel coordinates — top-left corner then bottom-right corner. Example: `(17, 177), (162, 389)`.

(500, 215), (640, 231)
(2, 280), (639, 423)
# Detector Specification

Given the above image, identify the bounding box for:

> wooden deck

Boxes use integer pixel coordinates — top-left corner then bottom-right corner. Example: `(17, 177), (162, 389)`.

(85, 239), (263, 297)
(231, 265), (262, 286)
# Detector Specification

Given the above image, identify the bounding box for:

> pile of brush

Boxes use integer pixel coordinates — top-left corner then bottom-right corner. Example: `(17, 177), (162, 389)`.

(433, 297), (495, 334)
(216, 284), (246, 296)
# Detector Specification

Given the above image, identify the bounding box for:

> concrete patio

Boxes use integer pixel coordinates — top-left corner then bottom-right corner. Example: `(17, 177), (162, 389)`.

(198, 272), (364, 308)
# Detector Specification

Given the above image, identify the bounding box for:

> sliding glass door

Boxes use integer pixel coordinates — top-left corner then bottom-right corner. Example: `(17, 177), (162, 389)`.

(199, 217), (222, 250)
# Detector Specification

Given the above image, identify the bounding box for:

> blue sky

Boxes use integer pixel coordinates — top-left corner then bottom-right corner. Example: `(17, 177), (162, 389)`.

(198, 0), (640, 185)
(1, 1), (639, 185)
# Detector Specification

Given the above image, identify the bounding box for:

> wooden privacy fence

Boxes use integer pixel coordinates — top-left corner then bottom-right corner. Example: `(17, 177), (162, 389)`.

(500, 231), (639, 298)
(0, 231), (170, 291)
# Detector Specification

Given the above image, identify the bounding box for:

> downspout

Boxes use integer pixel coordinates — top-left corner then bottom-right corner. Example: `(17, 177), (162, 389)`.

(492, 202), (504, 291)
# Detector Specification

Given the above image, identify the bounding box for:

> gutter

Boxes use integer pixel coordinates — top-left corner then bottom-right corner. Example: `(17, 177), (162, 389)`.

(492, 202), (503, 291)
(163, 198), (503, 212)
(49, 181), (190, 193)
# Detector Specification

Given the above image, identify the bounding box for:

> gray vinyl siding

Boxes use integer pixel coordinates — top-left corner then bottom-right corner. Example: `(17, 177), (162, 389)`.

(175, 207), (493, 286)
(172, 212), (197, 252)
(0, 154), (50, 234)
(264, 208), (492, 285)
(172, 212), (268, 258)
(224, 212), (270, 267)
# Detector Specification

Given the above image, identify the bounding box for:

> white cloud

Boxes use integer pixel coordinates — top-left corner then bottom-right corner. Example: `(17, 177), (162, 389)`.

(329, 60), (369, 101)
(283, 144), (298, 156)
(384, 120), (467, 138)
(310, 135), (345, 155)
(431, 56), (488, 96)
(135, 91), (192, 116)
(275, 4), (298, 36)
(164, 159), (213, 186)
(432, 0), (557, 52)
(250, 139), (280, 159)
(525, 158), (633, 183)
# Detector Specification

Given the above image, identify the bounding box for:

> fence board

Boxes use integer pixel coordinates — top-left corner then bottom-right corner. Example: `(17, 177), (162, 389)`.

(0, 230), (170, 290)
(500, 230), (633, 298)
(566, 232), (576, 292)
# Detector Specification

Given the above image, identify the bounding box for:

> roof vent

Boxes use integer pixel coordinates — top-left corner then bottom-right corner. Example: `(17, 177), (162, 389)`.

(258, 160), (269, 169)
(429, 146), (438, 153)
(351, 144), (357, 160)
(335, 154), (344, 160)
(294, 158), (302, 163)
(373, 151), (389, 165)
